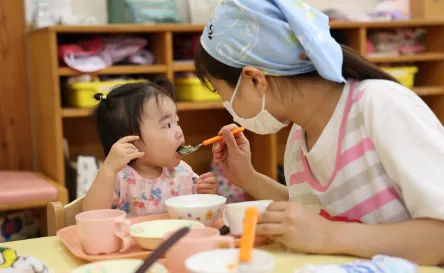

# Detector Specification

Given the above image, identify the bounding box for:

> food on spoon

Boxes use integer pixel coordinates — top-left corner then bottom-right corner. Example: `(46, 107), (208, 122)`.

(177, 145), (194, 154)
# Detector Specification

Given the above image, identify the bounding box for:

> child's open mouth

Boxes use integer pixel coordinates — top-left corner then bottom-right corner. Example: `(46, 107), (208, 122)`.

(176, 142), (186, 154)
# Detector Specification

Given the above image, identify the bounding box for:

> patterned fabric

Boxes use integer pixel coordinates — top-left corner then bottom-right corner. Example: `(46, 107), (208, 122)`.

(211, 162), (246, 203)
(112, 161), (199, 217)
(200, 0), (345, 82)
(284, 81), (411, 224)
(295, 255), (417, 273)
(0, 247), (52, 273)
(0, 210), (40, 243)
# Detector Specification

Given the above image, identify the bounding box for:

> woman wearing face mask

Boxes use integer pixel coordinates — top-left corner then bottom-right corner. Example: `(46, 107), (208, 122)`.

(194, 0), (444, 265)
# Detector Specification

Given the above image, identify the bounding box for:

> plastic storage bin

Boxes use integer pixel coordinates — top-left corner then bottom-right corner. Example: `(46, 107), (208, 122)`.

(382, 66), (418, 88)
(66, 80), (147, 108)
(175, 78), (220, 101)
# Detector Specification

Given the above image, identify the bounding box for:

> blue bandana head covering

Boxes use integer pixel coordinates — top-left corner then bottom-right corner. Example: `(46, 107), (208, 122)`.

(200, 0), (346, 83)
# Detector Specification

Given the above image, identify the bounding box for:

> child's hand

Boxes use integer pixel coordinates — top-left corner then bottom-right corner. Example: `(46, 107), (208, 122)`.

(103, 136), (144, 173)
(196, 172), (218, 194)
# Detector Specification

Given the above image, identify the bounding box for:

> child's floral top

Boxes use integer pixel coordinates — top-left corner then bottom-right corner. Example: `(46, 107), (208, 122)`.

(111, 161), (198, 217)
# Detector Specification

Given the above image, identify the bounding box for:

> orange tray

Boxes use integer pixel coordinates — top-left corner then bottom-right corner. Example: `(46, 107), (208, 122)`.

(57, 213), (267, 262)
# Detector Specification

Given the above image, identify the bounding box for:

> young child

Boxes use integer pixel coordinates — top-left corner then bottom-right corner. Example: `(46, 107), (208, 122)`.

(82, 78), (218, 217)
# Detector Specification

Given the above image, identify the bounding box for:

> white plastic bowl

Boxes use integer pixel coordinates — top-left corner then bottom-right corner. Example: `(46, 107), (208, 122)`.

(71, 259), (168, 273)
(130, 219), (204, 250)
(165, 194), (227, 226)
(185, 249), (275, 273)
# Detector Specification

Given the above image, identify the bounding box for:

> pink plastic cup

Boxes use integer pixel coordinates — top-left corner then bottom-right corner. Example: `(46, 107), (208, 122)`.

(75, 209), (132, 255)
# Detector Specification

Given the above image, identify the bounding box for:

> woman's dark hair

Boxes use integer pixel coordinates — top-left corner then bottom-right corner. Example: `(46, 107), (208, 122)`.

(194, 43), (398, 89)
(91, 77), (175, 157)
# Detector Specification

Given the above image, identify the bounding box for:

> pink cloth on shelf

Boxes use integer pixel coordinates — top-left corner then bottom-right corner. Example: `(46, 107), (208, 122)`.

(58, 37), (149, 73)
(0, 171), (58, 204)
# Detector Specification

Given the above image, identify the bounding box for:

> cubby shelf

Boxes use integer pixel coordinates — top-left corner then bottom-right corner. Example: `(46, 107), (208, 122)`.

(60, 86), (444, 119)
(62, 101), (225, 118)
(58, 65), (167, 76)
(367, 53), (444, 63)
(28, 21), (444, 195)
(30, 19), (444, 34)
(173, 61), (195, 72)
(413, 86), (444, 96)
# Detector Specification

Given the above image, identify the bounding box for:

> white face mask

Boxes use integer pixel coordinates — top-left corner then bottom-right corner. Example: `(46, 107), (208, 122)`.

(222, 75), (289, 135)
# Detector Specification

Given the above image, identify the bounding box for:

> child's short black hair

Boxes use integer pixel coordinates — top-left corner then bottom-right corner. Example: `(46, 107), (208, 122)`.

(92, 77), (175, 157)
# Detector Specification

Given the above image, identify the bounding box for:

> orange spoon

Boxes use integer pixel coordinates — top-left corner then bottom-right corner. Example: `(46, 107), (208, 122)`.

(239, 207), (259, 271)
(176, 127), (245, 155)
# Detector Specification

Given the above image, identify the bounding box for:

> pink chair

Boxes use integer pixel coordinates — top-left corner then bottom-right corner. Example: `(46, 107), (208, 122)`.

(0, 171), (67, 212)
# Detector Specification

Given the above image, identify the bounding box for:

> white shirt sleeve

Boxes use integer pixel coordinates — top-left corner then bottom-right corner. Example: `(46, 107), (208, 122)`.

(362, 81), (444, 220)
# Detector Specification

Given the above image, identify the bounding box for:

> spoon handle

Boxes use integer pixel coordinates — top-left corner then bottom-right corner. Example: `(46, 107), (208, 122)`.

(239, 207), (259, 264)
(202, 127), (245, 146)
(134, 227), (190, 273)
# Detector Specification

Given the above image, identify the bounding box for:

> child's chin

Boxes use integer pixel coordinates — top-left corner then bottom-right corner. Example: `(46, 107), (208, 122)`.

(167, 157), (181, 169)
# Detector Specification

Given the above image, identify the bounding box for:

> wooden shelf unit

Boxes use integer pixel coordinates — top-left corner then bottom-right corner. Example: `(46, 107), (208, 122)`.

(28, 21), (444, 193)
(367, 52), (444, 63)
(173, 61), (195, 72)
(58, 65), (168, 76)
(61, 101), (225, 118)
(28, 24), (275, 191)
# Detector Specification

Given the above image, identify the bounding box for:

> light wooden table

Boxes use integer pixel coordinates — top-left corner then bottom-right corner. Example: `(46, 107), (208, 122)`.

(1, 237), (443, 273)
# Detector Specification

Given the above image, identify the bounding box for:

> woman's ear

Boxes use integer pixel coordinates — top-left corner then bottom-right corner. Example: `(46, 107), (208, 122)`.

(242, 66), (268, 96)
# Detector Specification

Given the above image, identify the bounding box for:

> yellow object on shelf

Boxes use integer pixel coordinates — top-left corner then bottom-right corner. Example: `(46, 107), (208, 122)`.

(66, 80), (147, 108)
(175, 77), (220, 102)
(382, 66), (418, 89)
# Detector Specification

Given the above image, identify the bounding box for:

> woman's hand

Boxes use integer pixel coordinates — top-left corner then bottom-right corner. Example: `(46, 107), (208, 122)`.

(213, 124), (255, 187)
(256, 202), (334, 254)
